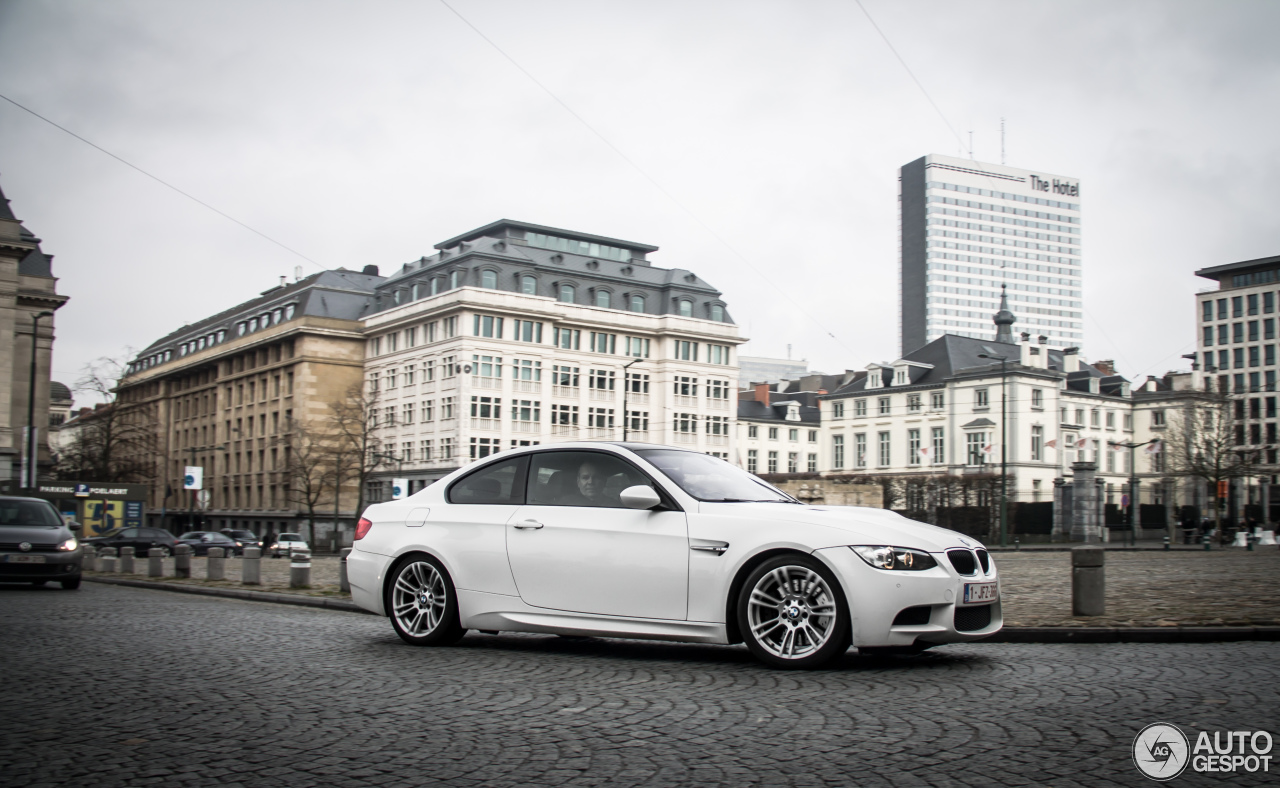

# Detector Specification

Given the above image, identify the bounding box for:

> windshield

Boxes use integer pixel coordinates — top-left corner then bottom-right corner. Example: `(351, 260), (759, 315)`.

(635, 449), (796, 503)
(0, 500), (64, 527)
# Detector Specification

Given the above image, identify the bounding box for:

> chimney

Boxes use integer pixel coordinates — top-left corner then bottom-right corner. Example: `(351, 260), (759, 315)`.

(362, 265), (380, 276)
(754, 383), (771, 404)
(1094, 359), (1115, 376)
(1062, 347), (1081, 374)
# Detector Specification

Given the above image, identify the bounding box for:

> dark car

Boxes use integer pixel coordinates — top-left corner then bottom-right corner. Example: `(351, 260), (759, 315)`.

(0, 495), (84, 589)
(176, 531), (241, 556)
(85, 527), (178, 558)
(220, 529), (262, 553)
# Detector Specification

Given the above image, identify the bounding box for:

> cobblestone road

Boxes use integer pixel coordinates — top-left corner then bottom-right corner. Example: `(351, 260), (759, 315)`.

(3, 583), (1279, 787)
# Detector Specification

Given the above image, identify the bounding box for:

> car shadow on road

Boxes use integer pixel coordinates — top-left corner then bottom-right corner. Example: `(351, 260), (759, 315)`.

(365, 630), (991, 673)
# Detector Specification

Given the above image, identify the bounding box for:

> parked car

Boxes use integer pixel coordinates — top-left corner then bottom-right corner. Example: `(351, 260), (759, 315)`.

(176, 531), (242, 556)
(348, 442), (1002, 669)
(0, 495), (84, 589)
(268, 533), (308, 558)
(220, 529), (262, 553)
(85, 527), (178, 558)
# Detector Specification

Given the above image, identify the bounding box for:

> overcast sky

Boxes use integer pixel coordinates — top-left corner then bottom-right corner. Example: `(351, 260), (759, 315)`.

(3, 0), (1278, 399)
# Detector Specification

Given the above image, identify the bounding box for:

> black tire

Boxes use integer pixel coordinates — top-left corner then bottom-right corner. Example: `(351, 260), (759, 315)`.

(385, 554), (465, 647)
(61, 577), (81, 590)
(736, 554), (851, 670)
(157, 546), (172, 558)
(31, 580), (47, 587)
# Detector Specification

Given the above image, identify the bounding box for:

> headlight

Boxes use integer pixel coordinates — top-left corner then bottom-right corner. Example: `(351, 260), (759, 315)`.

(851, 545), (937, 571)
(57, 537), (78, 552)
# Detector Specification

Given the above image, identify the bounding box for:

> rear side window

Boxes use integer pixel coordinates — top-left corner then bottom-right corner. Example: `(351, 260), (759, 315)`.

(448, 456), (528, 505)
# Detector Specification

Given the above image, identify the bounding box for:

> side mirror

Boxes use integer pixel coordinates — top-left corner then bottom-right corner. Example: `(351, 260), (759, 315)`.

(68, 523), (82, 533)
(619, 485), (661, 510)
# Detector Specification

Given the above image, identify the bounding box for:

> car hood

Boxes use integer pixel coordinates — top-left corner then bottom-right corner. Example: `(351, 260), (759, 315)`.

(703, 503), (979, 552)
(0, 524), (68, 546)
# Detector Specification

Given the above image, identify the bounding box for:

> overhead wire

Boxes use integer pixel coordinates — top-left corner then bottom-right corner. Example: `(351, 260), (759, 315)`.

(0, 91), (326, 270)
(434, 0), (858, 357)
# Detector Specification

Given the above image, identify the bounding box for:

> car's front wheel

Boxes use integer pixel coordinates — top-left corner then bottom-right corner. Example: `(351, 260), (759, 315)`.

(61, 577), (81, 590)
(386, 555), (465, 647)
(155, 546), (172, 558)
(737, 555), (850, 669)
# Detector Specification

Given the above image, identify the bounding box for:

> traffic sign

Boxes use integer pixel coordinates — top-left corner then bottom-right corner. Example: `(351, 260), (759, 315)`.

(197, 490), (211, 511)
(184, 466), (203, 491)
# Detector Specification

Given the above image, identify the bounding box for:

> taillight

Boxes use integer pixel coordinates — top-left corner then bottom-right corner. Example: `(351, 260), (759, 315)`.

(355, 518), (373, 540)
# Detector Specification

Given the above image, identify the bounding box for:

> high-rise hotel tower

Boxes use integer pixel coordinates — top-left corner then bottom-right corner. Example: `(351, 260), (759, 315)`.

(899, 154), (1083, 355)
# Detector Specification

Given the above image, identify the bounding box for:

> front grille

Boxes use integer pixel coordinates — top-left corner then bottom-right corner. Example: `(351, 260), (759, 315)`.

(892, 606), (933, 626)
(0, 563), (75, 576)
(0, 542), (58, 552)
(947, 549), (977, 575)
(976, 549), (991, 574)
(954, 604), (993, 632)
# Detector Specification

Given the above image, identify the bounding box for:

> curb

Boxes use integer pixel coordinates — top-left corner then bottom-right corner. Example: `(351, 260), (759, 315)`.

(85, 577), (1280, 643)
(84, 576), (375, 615)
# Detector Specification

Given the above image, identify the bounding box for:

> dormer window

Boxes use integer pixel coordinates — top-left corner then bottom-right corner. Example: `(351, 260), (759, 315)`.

(786, 404), (800, 422)
(480, 270), (498, 289)
(449, 271), (460, 289)
(678, 300), (693, 318)
(710, 304), (724, 322)
(630, 294), (645, 313)
(521, 275), (537, 295)
(559, 284), (576, 303)
(595, 290), (611, 309)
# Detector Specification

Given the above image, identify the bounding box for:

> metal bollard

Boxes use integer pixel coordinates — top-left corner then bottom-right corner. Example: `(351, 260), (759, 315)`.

(290, 550), (311, 588)
(1204, 534), (1212, 551)
(82, 547), (97, 573)
(174, 544), (191, 578)
(339, 547), (352, 592)
(1071, 545), (1105, 617)
(1014, 538), (1020, 551)
(119, 546), (135, 574)
(100, 547), (117, 573)
(207, 547), (226, 581)
(241, 547), (261, 585)
(1163, 536), (1170, 551)
(148, 548), (164, 577)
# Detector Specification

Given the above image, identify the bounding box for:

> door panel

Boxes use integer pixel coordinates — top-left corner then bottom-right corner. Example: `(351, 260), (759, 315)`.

(507, 505), (688, 620)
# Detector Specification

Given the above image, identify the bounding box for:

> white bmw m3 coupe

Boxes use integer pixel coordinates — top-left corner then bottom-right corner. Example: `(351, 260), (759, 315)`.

(348, 442), (1001, 669)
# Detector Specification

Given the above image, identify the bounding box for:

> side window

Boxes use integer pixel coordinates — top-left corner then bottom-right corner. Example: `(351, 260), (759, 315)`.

(120, 528), (141, 538)
(527, 451), (649, 508)
(448, 456), (528, 505)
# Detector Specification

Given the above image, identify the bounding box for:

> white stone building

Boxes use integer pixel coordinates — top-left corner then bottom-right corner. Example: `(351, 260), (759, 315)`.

(362, 220), (744, 499)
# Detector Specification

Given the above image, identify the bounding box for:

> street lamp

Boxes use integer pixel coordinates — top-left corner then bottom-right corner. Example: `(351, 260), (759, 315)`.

(24, 311), (54, 492)
(978, 351), (1010, 547)
(1107, 437), (1160, 547)
(621, 358), (641, 441)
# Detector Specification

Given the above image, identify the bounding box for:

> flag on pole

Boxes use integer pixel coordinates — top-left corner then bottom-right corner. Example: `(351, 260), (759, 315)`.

(1075, 438), (1088, 448)
(1045, 439), (1057, 449)
(1145, 440), (1163, 454)
(982, 444), (994, 454)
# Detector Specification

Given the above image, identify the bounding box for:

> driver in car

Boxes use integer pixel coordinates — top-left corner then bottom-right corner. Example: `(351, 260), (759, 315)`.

(564, 460), (615, 506)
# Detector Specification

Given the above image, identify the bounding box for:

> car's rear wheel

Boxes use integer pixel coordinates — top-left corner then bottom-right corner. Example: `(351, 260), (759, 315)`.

(386, 555), (465, 646)
(156, 546), (172, 558)
(737, 555), (850, 670)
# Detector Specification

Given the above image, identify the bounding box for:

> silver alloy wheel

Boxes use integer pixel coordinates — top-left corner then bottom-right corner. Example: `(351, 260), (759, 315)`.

(746, 565), (838, 660)
(392, 561), (448, 637)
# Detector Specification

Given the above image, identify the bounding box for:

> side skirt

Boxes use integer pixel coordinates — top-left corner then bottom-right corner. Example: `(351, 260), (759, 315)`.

(458, 589), (729, 644)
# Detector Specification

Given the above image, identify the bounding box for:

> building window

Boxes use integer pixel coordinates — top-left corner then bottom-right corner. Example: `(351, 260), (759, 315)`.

(513, 359), (542, 382)
(908, 394), (922, 412)
(748, 425), (758, 439)
(1091, 409), (1100, 428)
(1031, 425), (1043, 461)
(589, 369), (616, 391)
(402, 403), (414, 425)
(470, 437), (499, 459)
(512, 400), (541, 423)
(559, 284), (575, 303)
(707, 345), (731, 365)
(441, 397), (455, 420)
(788, 428), (799, 442)
(625, 336), (650, 358)
(673, 340), (698, 361)
(678, 300), (693, 317)
(675, 412), (698, 434)
(472, 354), (502, 379)
(1031, 388), (1043, 409)
(768, 427), (778, 440)
(595, 290), (611, 309)
(626, 410), (649, 432)
(630, 294), (645, 313)
(748, 449), (759, 474)
(590, 332), (616, 354)
(443, 316), (458, 338)
(626, 372), (649, 395)
(908, 428), (921, 466)
(674, 376), (698, 397)
(710, 304), (725, 322)
(521, 275), (537, 295)
(707, 416), (728, 436)
(1152, 410), (1166, 427)
(878, 397), (891, 415)
(513, 320), (542, 343)
(767, 451), (778, 473)
(930, 391), (945, 410)
(832, 435), (845, 469)
(806, 453), (817, 473)
(1106, 410), (1115, 429)
(931, 427), (944, 465)
(966, 432), (987, 466)
(554, 327), (580, 350)
(855, 434), (867, 468)
(473, 315), (504, 338)
(832, 402), (845, 418)
(808, 429), (818, 443)
(854, 399), (867, 417)
(470, 396), (501, 419)
(480, 270), (498, 289)
(550, 403), (578, 425)
(787, 452), (798, 473)
(975, 388), (989, 409)
(877, 432), (891, 467)
(421, 400), (434, 422)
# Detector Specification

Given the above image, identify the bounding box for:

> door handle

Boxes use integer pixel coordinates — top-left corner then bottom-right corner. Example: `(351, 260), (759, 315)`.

(513, 520), (544, 530)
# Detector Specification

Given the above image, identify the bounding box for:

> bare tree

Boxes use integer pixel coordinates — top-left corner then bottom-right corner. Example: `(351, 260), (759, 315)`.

(328, 382), (387, 525)
(1163, 391), (1263, 531)
(56, 355), (159, 484)
(283, 421), (335, 547)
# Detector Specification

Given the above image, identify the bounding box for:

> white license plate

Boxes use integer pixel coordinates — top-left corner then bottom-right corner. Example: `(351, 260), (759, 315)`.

(962, 582), (998, 605)
(4, 555), (46, 564)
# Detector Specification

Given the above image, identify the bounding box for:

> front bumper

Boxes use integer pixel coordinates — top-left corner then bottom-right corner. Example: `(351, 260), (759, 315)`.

(0, 549), (83, 581)
(815, 546), (1003, 648)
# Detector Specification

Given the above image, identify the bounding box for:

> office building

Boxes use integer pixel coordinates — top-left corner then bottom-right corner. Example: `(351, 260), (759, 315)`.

(899, 154), (1083, 355)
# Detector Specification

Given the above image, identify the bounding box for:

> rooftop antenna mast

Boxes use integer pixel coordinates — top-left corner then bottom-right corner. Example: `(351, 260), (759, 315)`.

(968, 131), (974, 160)
(1000, 118), (1006, 165)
